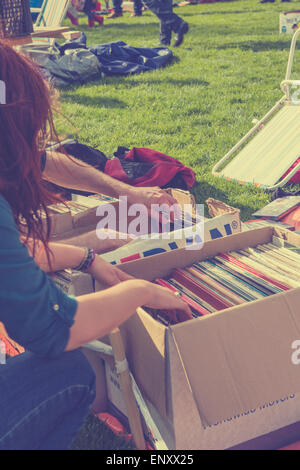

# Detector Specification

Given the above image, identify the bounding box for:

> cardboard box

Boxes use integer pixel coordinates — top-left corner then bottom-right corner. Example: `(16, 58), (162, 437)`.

(100, 197), (241, 265)
(95, 226), (300, 449)
(280, 10), (300, 34)
(47, 194), (119, 239)
(42, 203), (73, 237)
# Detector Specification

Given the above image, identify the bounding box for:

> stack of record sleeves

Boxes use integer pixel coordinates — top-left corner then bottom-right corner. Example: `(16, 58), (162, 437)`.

(146, 241), (300, 326)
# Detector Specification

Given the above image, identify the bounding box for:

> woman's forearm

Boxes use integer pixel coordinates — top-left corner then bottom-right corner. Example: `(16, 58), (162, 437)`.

(65, 279), (152, 351)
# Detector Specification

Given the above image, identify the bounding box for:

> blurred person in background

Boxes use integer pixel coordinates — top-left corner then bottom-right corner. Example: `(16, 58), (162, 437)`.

(108, 0), (189, 47)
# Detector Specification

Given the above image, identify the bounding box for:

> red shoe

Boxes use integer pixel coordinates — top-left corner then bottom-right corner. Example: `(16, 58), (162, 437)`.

(88, 18), (95, 27)
(66, 11), (79, 26)
(94, 14), (104, 25)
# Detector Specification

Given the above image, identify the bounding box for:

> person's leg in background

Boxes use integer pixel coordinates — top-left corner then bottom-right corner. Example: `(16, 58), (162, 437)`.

(132, 0), (143, 17)
(67, 3), (79, 26)
(107, 0), (123, 18)
(142, 0), (189, 47)
(83, 0), (97, 26)
(0, 350), (97, 450)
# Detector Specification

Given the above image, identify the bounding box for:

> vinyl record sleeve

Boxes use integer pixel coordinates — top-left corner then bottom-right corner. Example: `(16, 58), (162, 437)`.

(171, 268), (234, 311)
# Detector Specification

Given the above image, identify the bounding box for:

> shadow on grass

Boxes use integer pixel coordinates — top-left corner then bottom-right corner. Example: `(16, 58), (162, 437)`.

(216, 40), (291, 52)
(192, 181), (229, 205)
(61, 94), (128, 109)
(187, 9), (263, 16)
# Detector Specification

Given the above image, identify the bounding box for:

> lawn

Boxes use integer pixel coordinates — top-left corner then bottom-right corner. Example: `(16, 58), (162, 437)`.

(60, 0), (300, 449)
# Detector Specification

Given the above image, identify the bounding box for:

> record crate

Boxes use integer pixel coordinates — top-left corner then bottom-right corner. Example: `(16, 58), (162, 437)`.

(93, 226), (300, 449)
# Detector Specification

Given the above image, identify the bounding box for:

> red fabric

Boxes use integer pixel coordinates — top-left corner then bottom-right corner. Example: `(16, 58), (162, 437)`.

(93, 14), (104, 24)
(104, 147), (196, 189)
(279, 440), (300, 450)
(280, 205), (300, 230)
(93, 1), (102, 11)
(282, 157), (300, 183)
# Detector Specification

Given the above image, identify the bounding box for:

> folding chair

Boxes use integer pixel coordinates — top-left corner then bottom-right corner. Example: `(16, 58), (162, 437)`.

(31, 0), (71, 51)
(30, 0), (44, 20)
(212, 28), (300, 191)
(18, 0), (79, 59)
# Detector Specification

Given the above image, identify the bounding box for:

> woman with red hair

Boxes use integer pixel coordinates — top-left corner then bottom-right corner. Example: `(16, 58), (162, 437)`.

(0, 41), (191, 450)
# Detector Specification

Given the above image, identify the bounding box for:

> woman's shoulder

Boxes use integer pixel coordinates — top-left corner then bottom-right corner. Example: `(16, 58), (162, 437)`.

(0, 194), (17, 229)
(0, 193), (11, 209)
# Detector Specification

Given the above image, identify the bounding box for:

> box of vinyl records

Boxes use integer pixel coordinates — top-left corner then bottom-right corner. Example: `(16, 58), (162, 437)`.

(100, 198), (241, 265)
(98, 226), (300, 449)
(41, 203), (73, 237)
(103, 360), (174, 450)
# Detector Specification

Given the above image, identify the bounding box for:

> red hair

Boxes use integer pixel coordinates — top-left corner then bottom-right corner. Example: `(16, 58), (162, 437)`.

(0, 40), (61, 258)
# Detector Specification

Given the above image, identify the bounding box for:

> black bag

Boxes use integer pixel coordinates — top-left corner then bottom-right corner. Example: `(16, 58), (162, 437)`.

(42, 48), (101, 88)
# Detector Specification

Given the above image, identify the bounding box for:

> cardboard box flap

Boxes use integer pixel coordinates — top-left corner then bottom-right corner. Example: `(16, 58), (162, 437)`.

(165, 188), (196, 214)
(168, 287), (300, 426)
(165, 328), (204, 449)
(119, 307), (168, 418)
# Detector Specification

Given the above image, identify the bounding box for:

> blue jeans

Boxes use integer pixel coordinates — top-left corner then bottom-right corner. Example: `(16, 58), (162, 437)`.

(83, 0), (97, 19)
(134, 0), (143, 14)
(0, 350), (96, 450)
(142, 0), (184, 43)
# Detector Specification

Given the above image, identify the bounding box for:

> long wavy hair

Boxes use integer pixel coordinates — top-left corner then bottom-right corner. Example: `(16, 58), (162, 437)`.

(0, 40), (61, 259)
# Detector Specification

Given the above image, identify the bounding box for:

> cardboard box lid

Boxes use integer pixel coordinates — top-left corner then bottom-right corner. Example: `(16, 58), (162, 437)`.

(167, 287), (300, 427)
(118, 226), (275, 281)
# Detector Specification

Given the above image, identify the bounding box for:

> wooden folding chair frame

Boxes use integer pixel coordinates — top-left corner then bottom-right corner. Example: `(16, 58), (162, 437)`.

(83, 329), (168, 451)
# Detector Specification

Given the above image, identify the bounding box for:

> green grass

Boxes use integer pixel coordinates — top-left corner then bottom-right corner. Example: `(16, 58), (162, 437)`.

(70, 414), (135, 450)
(60, 0), (300, 449)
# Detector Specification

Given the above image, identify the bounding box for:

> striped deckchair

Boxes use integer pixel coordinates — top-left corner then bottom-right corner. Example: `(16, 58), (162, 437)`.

(212, 28), (300, 191)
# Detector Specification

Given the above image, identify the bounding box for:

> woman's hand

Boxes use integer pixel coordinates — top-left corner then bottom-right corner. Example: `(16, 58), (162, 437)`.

(67, 279), (193, 350)
(87, 255), (134, 287)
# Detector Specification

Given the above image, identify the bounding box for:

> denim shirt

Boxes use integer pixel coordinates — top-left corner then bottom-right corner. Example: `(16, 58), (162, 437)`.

(0, 194), (78, 358)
